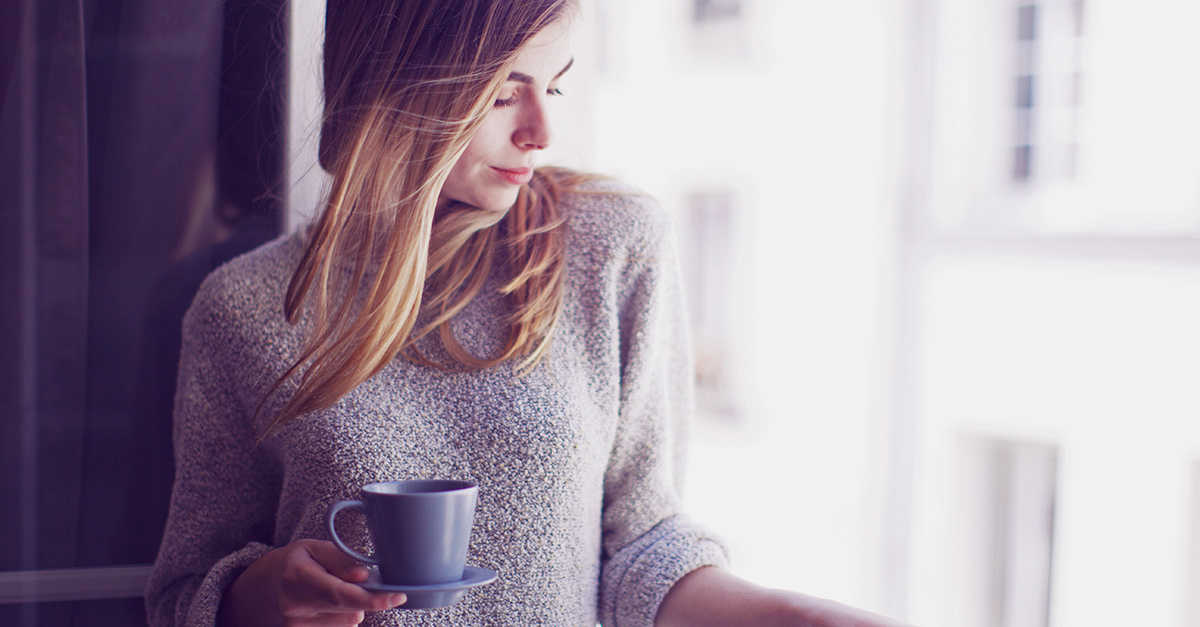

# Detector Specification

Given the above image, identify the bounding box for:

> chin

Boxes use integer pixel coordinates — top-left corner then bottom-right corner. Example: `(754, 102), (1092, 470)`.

(477, 192), (521, 213)
(441, 186), (521, 213)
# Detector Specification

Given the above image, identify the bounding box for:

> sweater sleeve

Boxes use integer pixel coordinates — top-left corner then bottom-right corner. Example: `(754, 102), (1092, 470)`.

(144, 270), (282, 627)
(597, 202), (729, 627)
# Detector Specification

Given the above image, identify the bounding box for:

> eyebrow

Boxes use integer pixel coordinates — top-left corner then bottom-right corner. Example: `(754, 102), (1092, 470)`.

(508, 57), (575, 85)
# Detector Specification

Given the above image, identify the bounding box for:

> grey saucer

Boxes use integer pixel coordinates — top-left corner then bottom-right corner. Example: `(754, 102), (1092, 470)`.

(359, 566), (498, 609)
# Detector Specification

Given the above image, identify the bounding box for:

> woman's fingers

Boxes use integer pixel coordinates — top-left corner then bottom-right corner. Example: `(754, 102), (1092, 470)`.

(221, 539), (404, 627)
(296, 570), (405, 613)
(303, 539), (372, 581)
(292, 540), (406, 612)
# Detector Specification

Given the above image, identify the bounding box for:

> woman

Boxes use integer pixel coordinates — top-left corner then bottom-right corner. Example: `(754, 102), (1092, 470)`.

(146, 1), (910, 626)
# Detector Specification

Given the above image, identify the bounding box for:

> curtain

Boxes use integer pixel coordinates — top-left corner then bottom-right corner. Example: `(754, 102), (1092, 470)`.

(0, 0), (285, 624)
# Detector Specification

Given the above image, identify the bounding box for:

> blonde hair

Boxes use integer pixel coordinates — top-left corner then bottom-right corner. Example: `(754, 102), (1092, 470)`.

(260, 0), (584, 433)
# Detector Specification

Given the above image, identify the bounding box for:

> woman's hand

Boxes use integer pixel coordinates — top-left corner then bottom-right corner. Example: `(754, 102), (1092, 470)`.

(217, 539), (406, 627)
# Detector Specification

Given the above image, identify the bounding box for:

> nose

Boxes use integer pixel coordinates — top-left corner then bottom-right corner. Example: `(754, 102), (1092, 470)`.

(512, 96), (553, 150)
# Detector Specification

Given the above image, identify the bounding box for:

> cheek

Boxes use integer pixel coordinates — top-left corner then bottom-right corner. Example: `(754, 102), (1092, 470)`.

(447, 138), (488, 185)
(464, 117), (511, 164)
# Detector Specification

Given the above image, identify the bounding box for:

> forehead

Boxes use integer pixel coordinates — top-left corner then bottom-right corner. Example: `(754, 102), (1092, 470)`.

(508, 19), (574, 78)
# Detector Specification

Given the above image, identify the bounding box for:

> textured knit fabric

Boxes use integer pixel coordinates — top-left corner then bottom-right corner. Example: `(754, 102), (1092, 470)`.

(145, 182), (729, 627)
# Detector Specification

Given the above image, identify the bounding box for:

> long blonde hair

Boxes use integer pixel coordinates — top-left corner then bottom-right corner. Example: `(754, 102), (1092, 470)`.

(261, 0), (584, 433)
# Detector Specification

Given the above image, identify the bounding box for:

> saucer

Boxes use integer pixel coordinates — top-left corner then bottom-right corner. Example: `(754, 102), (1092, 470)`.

(359, 566), (498, 609)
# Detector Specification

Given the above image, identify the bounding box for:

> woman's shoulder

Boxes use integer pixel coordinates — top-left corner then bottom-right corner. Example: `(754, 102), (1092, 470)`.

(186, 231), (304, 330)
(558, 174), (674, 257)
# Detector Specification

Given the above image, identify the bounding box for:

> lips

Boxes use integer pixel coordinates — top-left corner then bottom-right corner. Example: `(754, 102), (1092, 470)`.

(490, 166), (534, 185)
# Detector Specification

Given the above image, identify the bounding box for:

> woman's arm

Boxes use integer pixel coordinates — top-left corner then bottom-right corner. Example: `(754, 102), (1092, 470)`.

(656, 567), (913, 627)
(592, 195), (732, 626)
(145, 271), (283, 626)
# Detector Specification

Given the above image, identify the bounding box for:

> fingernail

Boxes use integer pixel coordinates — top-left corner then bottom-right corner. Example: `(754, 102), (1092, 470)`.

(391, 593), (407, 606)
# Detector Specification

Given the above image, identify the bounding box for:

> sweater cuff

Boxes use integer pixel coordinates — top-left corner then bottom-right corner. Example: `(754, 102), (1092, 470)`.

(599, 515), (730, 627)
(183, 542), (273, 627)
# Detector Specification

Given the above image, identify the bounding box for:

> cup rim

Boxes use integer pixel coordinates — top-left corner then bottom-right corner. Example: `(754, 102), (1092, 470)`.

(362, 479), (477, 496)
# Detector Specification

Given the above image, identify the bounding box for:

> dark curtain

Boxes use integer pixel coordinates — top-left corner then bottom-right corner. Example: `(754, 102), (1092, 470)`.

(0, 0), (286, 624)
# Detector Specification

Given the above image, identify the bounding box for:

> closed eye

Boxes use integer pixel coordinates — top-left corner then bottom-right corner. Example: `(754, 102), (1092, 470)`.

(495, 58), (572, 107)
(494, 86), (564, 108)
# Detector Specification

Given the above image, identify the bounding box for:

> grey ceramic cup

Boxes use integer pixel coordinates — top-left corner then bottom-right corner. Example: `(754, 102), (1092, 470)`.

(326, 479), (479, 586)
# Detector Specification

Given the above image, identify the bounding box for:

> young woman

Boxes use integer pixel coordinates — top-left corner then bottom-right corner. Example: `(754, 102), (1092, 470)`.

(146, 1), (912, 626)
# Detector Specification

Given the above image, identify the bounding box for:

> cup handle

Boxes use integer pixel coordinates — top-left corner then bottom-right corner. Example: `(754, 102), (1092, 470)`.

(326, 500), (378, 565)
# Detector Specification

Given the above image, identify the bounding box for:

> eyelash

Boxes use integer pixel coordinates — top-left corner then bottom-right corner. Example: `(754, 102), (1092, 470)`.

(494, 87), (565, 108)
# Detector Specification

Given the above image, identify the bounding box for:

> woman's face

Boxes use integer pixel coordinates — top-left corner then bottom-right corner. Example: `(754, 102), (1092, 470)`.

(437, 19), (574, 212)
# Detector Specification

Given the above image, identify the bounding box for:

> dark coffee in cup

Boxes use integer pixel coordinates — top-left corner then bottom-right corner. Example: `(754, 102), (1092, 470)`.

(326, 479), (478, 586)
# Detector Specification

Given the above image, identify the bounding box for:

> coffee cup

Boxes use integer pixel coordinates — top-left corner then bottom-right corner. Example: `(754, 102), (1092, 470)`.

(326, 479), (478, 586)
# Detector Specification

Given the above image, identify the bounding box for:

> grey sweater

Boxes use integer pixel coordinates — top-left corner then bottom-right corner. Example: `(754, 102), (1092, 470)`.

(145, 183), (729, 627)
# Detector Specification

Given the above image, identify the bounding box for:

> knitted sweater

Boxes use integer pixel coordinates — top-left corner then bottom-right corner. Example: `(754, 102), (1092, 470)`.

(145, 182), (729, 627)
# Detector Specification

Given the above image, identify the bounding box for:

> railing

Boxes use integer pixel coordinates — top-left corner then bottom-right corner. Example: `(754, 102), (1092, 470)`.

(0, 566), (153, 604)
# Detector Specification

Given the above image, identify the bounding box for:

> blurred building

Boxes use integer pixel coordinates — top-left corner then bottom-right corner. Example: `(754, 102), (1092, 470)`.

(581, 2), (1200, 627)
(904, 1), (1200, 627)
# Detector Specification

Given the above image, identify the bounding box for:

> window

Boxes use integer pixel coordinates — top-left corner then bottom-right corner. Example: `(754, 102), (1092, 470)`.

(958, 436), (1058, 627)
(1010, 0), (1085, 185)
(685, 0), (753, 63)
(1, 1), (286, 623)
(678, 189), (741, 419)
(923, 0), (1200, 236)
(692, 0), (742, 24)
(1185, 461), (1200, 627)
